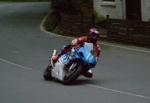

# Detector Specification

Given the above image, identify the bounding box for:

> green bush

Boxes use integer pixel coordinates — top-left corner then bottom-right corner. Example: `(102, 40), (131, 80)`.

(52, 26), (62, 34)
(94, 11), (106, 25)
(0, 0), (49, 2)
(46, 0), (94, 35)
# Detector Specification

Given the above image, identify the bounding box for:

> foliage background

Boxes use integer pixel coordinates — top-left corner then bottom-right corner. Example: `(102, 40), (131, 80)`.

(0, 0), (49, 2)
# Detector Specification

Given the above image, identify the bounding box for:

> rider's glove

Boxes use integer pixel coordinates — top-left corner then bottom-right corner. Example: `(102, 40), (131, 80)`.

(71, 39), (78, 46)
(52, 55), (59, 61)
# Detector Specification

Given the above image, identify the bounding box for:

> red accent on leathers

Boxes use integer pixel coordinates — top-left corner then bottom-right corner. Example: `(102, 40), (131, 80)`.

(64, 36), (101, 58)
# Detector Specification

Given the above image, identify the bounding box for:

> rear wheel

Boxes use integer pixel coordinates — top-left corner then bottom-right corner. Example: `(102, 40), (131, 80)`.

(43, 66), (53, 81)
(63, 61), (83, 84)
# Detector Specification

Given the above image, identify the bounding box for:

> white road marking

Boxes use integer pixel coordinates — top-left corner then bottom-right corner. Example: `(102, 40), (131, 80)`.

(40, 12), (76, 39)
(0, 58), (32, 70)
(102, 42), (150, 54)
(1, 57), (150, 100)
(2, 8), (148, 99)
(2, 7), (148, 100)
(86, 84), (150, 99)
(40, 13), (150, 54)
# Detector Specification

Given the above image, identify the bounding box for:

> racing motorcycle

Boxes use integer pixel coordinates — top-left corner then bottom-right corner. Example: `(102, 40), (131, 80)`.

(43, 42), (97, 84)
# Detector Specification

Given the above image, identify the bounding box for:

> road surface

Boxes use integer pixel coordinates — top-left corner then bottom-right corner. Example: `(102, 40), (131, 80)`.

(0, 2), (150, 103)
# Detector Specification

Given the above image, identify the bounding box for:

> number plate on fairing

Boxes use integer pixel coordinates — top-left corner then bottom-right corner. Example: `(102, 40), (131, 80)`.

(61, 55), (69, 64)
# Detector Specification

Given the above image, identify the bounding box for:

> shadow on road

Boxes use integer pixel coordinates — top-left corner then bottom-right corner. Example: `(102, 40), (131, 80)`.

(65, 78), (104, 86)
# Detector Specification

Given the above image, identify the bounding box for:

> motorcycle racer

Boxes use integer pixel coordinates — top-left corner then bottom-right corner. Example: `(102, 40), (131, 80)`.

(52, 27), (101, 78)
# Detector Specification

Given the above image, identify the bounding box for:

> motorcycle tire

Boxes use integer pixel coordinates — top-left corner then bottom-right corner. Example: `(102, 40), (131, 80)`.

(43, 66), (53, 81)
(63, 61), (83, 84)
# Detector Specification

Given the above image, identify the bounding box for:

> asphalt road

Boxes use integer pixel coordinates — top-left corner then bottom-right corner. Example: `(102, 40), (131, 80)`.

(0, 2), (150, 103)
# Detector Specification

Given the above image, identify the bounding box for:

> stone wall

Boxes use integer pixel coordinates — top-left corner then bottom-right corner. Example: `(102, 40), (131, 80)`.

(59, 0), (94, 36)
(48, 0), (94, 37)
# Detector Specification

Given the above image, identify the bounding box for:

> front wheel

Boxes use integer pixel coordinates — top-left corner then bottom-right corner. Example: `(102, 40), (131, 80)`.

(43, 66), (53, 81)
(63, 61), (83, 84)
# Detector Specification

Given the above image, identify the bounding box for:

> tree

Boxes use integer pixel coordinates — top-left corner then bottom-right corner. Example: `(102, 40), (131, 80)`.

(48, 0), (94, 35)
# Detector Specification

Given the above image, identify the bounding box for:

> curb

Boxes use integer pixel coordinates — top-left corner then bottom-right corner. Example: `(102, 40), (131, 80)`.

(40, 12), (74, 39)
(40, 12), (150, 54)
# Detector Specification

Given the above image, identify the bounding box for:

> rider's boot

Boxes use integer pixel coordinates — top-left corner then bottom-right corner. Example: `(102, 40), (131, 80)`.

(82, 69), (93, 78)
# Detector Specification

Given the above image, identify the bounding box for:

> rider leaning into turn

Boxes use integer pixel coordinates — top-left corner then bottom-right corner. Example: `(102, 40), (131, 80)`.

(52, 27), (101, 78)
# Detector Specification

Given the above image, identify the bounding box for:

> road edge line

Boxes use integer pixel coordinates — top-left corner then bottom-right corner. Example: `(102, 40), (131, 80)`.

(87, 84), (150, 99)
(40, 11), (150, 54)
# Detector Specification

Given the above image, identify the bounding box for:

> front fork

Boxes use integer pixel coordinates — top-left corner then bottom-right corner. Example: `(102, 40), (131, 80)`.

(50, 58), (54, 68)
(48, 50), (57, 68)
